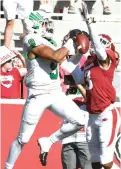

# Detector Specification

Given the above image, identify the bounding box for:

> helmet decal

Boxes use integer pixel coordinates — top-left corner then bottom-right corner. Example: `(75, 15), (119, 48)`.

(23, 11), (54, 39)
(99, 34), (115, 51)
(29, 12), (44, 29)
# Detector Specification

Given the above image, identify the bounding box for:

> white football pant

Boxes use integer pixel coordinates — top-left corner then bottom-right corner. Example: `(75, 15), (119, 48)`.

(86, 103), (120, 165)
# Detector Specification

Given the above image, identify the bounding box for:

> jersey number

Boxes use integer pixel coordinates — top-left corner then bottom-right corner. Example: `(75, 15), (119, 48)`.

(50, 68), (58, 80)
(85, 70), (93, 90)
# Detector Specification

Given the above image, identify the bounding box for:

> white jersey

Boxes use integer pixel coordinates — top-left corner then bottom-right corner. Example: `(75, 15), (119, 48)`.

(23, 34), (61, 92)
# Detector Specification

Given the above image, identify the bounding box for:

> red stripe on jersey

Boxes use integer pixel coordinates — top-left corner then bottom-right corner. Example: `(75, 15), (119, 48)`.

(107, 109), (118, 147)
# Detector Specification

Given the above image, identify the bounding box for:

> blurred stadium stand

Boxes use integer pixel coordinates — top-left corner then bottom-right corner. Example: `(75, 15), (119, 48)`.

(0, 0), (121, 50)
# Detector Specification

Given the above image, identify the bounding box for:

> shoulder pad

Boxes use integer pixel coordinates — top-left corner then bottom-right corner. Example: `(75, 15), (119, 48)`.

(23, 34), (45, 51)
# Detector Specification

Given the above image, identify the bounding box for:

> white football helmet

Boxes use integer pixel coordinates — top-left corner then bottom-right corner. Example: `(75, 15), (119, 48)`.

(23, 10), (54, 39)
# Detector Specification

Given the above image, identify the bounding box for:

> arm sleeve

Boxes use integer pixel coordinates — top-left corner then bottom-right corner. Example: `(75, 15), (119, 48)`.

(60, 52), (83, 73)
(87, 24), (107, 60)
(71, 66), (85, 85)
(70, 51), (83, 65)
(60, 60), (85, 84)
(60, 59), (77, 73)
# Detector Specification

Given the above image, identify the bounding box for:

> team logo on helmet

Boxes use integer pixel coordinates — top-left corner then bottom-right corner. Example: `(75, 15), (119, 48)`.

(29, 11), (44, 30)
(23, 11), (54, 38)
(99, 34), (115, 51)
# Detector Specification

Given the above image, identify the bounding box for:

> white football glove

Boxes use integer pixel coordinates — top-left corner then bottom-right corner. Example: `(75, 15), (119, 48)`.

(79, 1), (96, 24)
(63, 38), (75, 56)
(79, 0), (89, 21)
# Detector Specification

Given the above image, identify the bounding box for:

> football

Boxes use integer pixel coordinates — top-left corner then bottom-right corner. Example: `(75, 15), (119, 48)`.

(75, 34), (90, 54)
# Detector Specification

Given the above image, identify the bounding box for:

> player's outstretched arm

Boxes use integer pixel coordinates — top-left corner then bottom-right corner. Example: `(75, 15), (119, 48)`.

(86, 20), (107, 61)
(79, 1), (107, 61)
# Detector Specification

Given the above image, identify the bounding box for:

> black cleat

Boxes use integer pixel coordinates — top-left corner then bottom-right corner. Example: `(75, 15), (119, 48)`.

(39, 152), (48, 166)
(37, 137), (52, 166)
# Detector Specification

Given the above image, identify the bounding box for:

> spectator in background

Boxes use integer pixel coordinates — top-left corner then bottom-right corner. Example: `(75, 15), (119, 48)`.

(68, 0), (76, 14)
(68, 0), (111, 15)
(0, 47), (27, 99)
(3, 0), (34, 48)
(39, 0), (53, 12)
(39, 0), (51, 6)
(101, 0), (111, 14)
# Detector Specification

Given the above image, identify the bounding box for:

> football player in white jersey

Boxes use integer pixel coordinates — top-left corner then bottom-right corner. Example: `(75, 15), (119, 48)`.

(4, 10), (90, 169)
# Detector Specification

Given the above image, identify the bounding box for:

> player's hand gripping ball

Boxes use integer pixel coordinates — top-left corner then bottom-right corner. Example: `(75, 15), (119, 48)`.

(75, 34), (90, 54)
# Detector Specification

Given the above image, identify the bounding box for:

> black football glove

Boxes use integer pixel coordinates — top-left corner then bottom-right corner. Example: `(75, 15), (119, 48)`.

(62, 29), (82, 46)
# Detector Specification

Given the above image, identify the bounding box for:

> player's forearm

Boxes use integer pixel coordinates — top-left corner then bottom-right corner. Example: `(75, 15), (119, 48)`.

(70, 51), (83, 65)
(53, 47), (69, 63)
(60, 52), (84, 82)
(60, 60), (85, 84)
(60, 52), (81, 73)
(60, 59), (77, 73)
(32, 45), (68, 63)
(71, 66), (85, 85)
(60, 48), (83, 74)
(86, 23), (107, 60)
